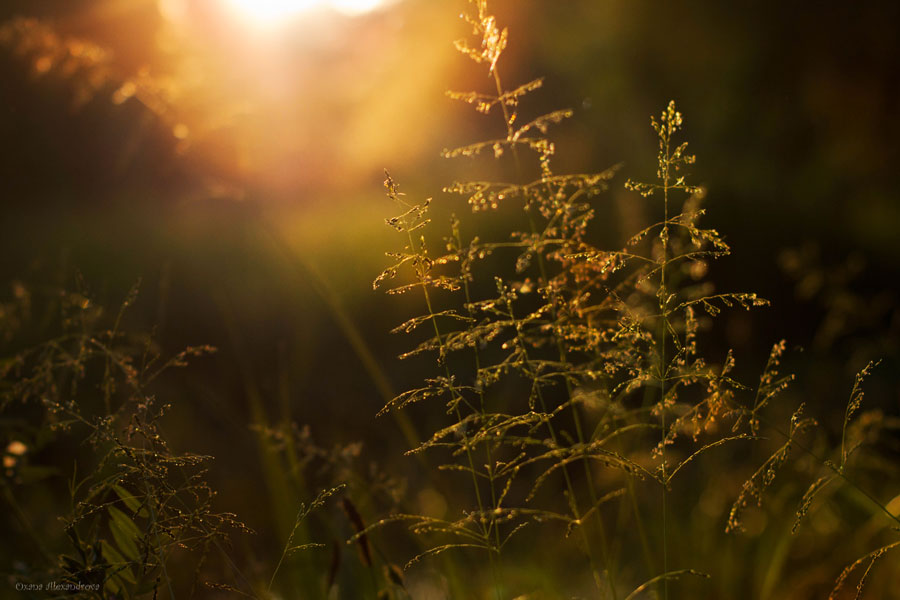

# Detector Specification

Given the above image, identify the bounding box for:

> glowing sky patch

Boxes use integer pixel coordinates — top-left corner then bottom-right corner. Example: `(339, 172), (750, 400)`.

(221, 0), (385, 24)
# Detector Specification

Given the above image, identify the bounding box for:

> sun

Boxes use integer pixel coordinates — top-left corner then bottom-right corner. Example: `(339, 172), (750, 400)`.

(221, 0), (385, 24)
(222, 0), (317, 24)
(330, 0), (385, 15)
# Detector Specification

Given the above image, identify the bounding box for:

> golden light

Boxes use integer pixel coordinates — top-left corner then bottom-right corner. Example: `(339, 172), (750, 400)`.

(221, 0), (320, 25)
(330, 0), (385, 15)
(221, 0), (386, 24)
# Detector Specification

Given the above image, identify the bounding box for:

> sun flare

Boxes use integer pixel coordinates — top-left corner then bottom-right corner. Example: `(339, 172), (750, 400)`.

(221, 0), (385, 23)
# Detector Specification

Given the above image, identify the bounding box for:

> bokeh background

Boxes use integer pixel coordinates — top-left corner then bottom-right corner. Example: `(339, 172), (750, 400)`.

(2, 0), (899, 597)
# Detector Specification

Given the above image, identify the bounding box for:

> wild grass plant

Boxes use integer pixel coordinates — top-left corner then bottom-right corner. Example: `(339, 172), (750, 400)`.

(0, 279), (252, 598)
(371, 1), (899, 598)
(0, 278), (411, 598)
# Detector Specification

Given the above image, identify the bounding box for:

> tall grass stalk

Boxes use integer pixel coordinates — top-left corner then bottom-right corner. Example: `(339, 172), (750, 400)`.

(374, 1), (775, 597)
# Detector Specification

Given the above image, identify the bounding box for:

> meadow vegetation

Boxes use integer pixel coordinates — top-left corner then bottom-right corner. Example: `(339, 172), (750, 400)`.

(1, 1), (898, 598)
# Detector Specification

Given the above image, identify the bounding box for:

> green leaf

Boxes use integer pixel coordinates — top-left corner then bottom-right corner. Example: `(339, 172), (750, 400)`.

(108, 506), (141, 561)
(111, 484), (147, 517)
(101, 540), (136, 585)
